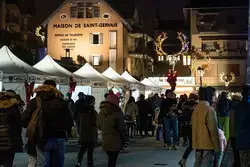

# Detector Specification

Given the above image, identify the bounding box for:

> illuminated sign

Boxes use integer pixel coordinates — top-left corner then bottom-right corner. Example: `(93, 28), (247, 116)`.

(52, 23), (118, 28)
(149, 77), (195, 86)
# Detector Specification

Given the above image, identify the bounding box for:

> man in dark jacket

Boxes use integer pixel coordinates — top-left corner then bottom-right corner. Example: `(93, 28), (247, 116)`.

(136, 94), (153, 136)
(75, 95), (97, 167)
(0, 90), (23, 167)
(22, 80), (73, 167)
(179, 93), (198, 167)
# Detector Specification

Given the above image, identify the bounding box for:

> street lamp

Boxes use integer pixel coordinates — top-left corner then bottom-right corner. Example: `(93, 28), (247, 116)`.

(197, 67), (205, 87)
(219, 72), (235, 91)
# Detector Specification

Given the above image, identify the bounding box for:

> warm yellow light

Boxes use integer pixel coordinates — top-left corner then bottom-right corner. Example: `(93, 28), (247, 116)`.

(183, 55), (187, 65)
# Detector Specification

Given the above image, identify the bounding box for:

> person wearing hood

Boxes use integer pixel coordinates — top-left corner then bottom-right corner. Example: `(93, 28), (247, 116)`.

(0, 90), (22, 167)
(22, 80), (73, 167)
(97, 94), (129, 167)
(192, 87), (221, 167)
(75, 95), (97, 167)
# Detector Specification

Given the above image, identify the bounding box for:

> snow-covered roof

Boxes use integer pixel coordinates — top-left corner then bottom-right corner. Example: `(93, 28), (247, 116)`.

(0, 46), (44, 75)
(121, 71), (141, 84)
(102, 67), (131, 83)
(33, 55), (76, 77)
(141, 78), (160, 88)
(74, 63), (109, 81)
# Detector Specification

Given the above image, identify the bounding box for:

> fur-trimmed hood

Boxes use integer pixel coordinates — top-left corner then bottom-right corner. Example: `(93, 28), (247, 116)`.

(0, 92), (19, 109)
(34, 84), (62, 101)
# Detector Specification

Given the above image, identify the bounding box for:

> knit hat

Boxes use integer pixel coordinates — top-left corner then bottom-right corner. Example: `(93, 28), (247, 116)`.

(107, 94), (120, 106)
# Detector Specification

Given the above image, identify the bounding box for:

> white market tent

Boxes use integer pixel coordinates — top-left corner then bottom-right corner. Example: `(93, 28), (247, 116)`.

(0, 46), (44, 75)
(74, 63), (109, 82)
(121, 71), (141, 84)
(33, 55), (76, 78)
(141, 78), (160, 88)
(102, 67), (131, 84)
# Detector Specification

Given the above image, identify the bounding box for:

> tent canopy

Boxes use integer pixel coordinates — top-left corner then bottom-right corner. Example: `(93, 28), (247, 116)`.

(34, 55), (76, 78)
(141, 78), (160, 88)
(74, 63), (109, 81)
(102, 67), (130, 83)
(121, 71), (141, 84)
(0, 46), (44, 75)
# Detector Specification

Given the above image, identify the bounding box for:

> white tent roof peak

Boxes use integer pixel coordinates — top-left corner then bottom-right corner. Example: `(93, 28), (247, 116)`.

(121, 71), (140, 84)
(141, 78), (160, 88)
(0, 46), (44, 75)
(74, 63), (109, 81)
(102, 67), (130, 83)
(33, 55), (74, 77)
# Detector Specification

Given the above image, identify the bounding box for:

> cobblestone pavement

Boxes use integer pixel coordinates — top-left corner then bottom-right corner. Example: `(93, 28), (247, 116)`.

(14, 137), (196, 167)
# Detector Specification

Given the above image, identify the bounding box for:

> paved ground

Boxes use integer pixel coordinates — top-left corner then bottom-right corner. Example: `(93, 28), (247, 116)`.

(13, 137), (195, 167)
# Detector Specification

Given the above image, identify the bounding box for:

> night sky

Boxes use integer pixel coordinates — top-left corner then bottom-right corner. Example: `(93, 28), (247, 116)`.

(34, 0), (190, 24)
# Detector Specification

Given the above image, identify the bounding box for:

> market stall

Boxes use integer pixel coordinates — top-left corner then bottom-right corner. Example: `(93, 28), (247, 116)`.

(33, 55), (84, 97)
(141, 78), (162, 98)
(0, 46), (47, 104)
(121, 71), (145, 101)
(73, 63), (111, 112)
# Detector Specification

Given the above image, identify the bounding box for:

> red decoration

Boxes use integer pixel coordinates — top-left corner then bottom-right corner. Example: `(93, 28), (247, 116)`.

(167, 69), (177, 91)
(69, 77), (77, 95)
(25, 81), (35, 104)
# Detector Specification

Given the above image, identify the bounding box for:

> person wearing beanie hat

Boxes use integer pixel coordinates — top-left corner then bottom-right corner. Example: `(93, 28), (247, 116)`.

(75, 95), (97, 167)
(98, 95), (128, 167)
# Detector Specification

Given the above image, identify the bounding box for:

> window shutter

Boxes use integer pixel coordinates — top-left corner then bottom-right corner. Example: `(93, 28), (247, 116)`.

(99, 55), (103, 65)
(99, 33), (103, 44)
(89, 33), (93, 44)
(93, 6), (100, 18)
(88, 55), (93, 65)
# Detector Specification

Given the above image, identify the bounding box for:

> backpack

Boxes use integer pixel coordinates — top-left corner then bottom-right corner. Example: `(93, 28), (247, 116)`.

(27, 96), (45, 144)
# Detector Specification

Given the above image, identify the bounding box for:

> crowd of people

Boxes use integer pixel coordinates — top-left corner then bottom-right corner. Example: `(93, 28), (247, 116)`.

(0, 79), (250, 167)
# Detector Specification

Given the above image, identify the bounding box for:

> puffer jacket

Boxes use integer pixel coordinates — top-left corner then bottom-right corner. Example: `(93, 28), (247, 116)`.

(97, 101), (128, 151)
(0, 92), (22, 152)
(77, 105), (98, 144)
(124, 102), (138, 122)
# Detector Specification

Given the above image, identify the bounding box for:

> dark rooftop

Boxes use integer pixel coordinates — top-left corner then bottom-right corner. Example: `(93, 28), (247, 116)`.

(106, 0), (135, 19)
(156, 20), (185, 31)
(185, 0), (248, 8)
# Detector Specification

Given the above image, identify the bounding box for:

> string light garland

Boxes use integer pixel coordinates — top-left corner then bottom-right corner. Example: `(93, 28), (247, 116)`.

(155, 32), (189, 57)
(190, 50), (211, 72)
(35, 26), (46, 43)
(219, 72), (235, 87)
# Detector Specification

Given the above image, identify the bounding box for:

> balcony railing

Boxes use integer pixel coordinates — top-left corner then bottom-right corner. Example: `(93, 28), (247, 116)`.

(195, 76), (245, 86)
(196, 50), (247, 58)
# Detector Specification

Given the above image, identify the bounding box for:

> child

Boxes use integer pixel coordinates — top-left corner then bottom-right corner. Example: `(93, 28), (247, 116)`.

(214, 127), (227, 167)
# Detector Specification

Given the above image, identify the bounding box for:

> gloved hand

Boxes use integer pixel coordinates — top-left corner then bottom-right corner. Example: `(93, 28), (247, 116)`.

(123, 141), (129, 148)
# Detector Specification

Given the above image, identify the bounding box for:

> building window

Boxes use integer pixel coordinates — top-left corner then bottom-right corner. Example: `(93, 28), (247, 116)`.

(70, 7), (77, 18)
(109, 49), (117, 69)
(109, 31), (117, 48)
(89, 33), (103, 45)
(86, 7), (92, 18)
(92, 56), (101, 66)
(93, 6), (100, 18)
(227, 16), (235, 24)
(77, 7), (84, 18)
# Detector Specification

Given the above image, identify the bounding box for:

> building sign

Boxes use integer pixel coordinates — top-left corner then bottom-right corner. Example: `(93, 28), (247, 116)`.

(149, 77), (195, 86)
(54, 33), (83, 49)
(52, 23), (117, 28)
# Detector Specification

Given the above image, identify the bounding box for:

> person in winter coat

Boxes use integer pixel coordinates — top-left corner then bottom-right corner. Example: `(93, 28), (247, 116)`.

(233, 85), (250, 167)
(229, 94), (242, 167)
(124, 96), (138, 122)
(97, 94), (129, 167)
(179, 93), (198, 167)
(24, 80), (74, 167)
(192, 87), (221, 167)
(158, 89), (178, 149)
(75, 95), (98, 167)
(0, 90), (23, 167)
(65, 92), (75, 139)
(136, 94), (153, 136)
(216, 92), (231, 140)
